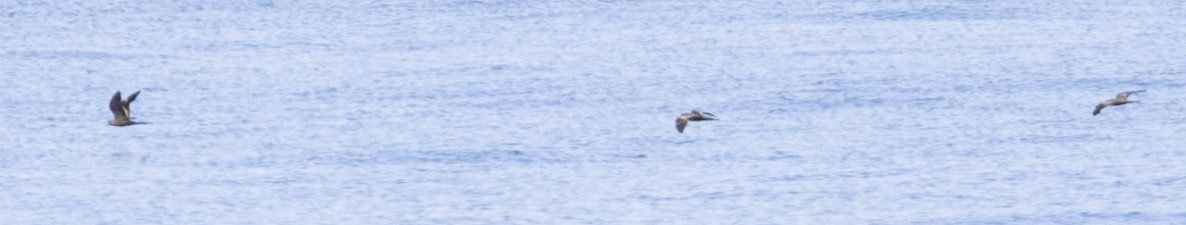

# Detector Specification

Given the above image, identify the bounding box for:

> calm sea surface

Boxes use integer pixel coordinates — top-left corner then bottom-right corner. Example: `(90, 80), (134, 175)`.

(3, 1), (1186, 224)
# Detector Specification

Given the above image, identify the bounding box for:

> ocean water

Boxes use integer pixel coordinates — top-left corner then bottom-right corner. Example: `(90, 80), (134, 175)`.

(4, 1), (1186, 224)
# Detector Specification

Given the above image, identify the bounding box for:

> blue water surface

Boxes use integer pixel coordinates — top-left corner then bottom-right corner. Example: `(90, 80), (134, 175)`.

(3, 1), (1186, 224)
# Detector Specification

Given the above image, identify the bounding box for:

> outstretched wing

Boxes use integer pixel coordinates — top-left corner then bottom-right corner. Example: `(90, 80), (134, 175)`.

(1117, 90), (1145, 98)
(676, 117), (688, 133)
(109, 91), (128, 120)
(1093, 104), (1105, 116)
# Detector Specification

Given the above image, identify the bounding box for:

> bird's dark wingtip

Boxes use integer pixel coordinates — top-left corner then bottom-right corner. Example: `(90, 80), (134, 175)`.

(126, 90), (141, 103)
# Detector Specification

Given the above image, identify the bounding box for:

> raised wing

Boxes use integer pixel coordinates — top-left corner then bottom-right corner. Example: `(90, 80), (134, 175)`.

(109, 91), (129, 120)
(123, 90), (140, 117)
(125, 91), (140, 105)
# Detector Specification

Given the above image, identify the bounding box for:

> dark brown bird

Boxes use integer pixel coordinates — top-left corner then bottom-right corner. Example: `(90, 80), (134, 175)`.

(1093, 90), (1144, 116)
(676, 110), (716, 133)
(108, 90), (140, 126)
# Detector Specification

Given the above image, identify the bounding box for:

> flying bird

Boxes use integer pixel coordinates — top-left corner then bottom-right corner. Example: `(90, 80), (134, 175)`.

(676, 110), (717, 133)
(1093, 90), (1144, 116)
(108, 90), (141, 126)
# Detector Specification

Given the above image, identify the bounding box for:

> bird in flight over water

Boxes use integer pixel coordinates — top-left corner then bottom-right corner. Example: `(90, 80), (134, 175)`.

(1094, 90), (1144, 116)
(676, 110), (717, 133)
(108, 90), (141, 126)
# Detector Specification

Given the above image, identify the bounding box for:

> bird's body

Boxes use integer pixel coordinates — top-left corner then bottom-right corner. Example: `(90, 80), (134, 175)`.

(1093, 90), (1144, 116)
(109, 90), (140, 126)
(676, 110), (716, 133)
